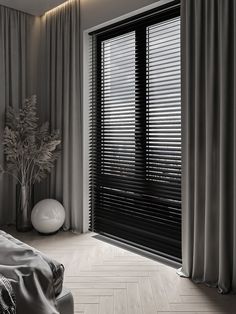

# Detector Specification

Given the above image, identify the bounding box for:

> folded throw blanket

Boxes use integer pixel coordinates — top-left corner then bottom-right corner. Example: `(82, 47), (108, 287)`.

(0, 230), (64, 314)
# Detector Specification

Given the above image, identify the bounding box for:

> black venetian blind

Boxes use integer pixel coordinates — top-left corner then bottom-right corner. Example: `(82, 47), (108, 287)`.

(90, 1), (181, 262)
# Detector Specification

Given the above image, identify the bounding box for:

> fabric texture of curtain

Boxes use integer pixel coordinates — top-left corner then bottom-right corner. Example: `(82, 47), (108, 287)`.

(0, 6), (39, 225)
(37, 0), (82, 232)
(181, 0), (236, 293)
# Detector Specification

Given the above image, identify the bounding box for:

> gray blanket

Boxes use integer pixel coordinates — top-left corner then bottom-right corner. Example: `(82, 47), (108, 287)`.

(0, 231), (63, 314)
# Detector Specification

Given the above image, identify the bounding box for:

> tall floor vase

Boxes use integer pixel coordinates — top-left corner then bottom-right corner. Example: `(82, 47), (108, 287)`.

(16, 184), (33, 232)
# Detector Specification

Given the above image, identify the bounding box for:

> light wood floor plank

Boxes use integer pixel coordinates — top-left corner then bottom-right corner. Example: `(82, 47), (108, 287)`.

(84, 304), (99, 314)
(99, 296), (113, 314)
(114, 289), (128, 314)
(126, 283), (142, 314)
(74, 296), (99, 304)
(69, 289), (113, 296)
(139, 278), (156, 314)
(64, 276), (140, 283)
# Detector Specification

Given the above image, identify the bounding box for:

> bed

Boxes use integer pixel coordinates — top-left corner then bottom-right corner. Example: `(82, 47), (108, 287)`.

(0, 230), (73, 314)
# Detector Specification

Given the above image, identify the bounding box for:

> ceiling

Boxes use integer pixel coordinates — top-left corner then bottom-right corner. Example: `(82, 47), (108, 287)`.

(0, 0), (69, 16)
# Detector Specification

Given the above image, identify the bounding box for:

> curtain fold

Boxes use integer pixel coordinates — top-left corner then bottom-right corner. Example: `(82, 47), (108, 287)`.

(181, 0), (236, 293)
(37, 0), (82, 232)
(0, 6), (38, 225)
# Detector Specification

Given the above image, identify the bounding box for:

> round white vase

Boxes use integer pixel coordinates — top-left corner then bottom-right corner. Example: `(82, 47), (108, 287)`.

(31, 199), (65, 234)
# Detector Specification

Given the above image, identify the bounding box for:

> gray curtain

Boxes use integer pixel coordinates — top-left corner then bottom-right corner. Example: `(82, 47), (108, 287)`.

(181, 0), (236, 293)
(0, 6), (39, 225)
(38, 0), (82, 232)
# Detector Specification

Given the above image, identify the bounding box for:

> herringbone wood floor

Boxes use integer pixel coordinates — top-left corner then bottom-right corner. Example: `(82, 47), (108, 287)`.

(7, 229), (236, 314)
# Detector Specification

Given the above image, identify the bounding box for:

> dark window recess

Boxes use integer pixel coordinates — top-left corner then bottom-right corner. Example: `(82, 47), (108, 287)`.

(89, 1), (181, 263)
